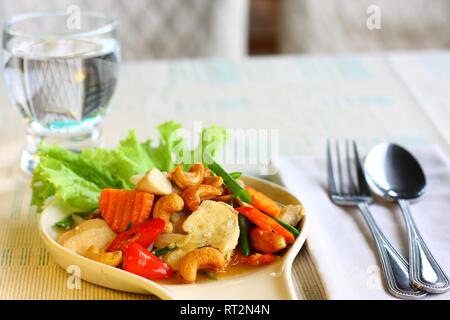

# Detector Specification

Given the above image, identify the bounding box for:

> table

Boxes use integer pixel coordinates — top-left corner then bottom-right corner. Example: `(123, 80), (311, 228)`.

(1, 50), (449, 299)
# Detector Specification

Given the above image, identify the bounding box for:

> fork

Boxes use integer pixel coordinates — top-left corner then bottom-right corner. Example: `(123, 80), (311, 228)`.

(327, 140), (427, 299)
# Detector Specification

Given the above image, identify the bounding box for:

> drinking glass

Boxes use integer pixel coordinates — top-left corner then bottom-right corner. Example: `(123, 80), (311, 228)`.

(2, 11), (120, 174)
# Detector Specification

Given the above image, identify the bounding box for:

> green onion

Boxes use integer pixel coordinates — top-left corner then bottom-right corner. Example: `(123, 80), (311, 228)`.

(266, 213), (300, 238)
(238, 215), (251, 256)
(229, 172), (242, 179)
(153, 245), (176, 257)
(205, 155), (251, 204)
(54, 215), (74, 230)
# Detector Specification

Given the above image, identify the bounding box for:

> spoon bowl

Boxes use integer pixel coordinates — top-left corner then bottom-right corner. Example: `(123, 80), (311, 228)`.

(38, 175), (308, 300)
(364, 143), (426, 200)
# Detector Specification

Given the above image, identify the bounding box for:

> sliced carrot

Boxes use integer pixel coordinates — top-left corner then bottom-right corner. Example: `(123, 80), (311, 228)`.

(100, 189), (113, 223)
(236, 206), (295, 243)
(119, 191), (135, 232)
(112, 190), (128, 232)
(138, 192), (154, 224)
(131, 191), (143, 227)
(100, 189), (155, 233)
(245, 186), (281, 217)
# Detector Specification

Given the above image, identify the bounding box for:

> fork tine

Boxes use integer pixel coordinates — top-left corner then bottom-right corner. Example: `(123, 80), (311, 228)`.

(345, 140), (357, 194)
(335, 141), (344, 194)
(326, 140), (337, 195)
(353, 141), (370, 195)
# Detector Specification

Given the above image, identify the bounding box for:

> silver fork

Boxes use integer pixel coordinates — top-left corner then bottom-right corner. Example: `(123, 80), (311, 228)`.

(327, 140), (427, 299)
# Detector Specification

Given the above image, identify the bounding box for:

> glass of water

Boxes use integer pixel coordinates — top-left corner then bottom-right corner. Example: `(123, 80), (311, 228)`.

(2, 11), (120, 174)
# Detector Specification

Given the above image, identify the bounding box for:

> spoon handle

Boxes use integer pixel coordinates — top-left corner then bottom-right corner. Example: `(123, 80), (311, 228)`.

(357, 203), (427, 299)
(398, 200), (450, 293)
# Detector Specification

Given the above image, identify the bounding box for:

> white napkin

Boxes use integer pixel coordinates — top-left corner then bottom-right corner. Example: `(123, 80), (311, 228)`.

(276, 146), (450, 300)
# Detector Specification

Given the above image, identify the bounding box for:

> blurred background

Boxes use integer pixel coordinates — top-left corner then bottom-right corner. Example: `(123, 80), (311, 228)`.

(1, 0), (450, 60)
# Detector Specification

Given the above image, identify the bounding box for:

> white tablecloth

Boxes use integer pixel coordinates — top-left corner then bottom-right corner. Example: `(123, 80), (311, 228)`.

(277, 146), (450, 300)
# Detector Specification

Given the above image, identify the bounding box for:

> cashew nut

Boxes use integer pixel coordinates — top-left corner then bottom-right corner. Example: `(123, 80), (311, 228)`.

(211, 194), (234, 203)
(178, 247), (225, 282)
(204, 168), (212, 177)
(181, 185), (222, 211)
(153, 193), (185, 233)
(168, 164), (205, 189)
(203, 176), (223, 188)
(86, 245), (123, 267)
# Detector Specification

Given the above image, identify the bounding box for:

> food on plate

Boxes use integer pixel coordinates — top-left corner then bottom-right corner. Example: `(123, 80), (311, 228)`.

(86, 245), (123, 267)
(245, 186), (281, 217)
(131, 168), (173, 195)
(57, 219), (116, 256)
(152, 193), (185, 233)
(279, 204), (305, 227)
(235, 207), (295, 244)
(33, 121), (304, 284)
(250, 228), (287, 253)
(182, 200), (240, 257)
(168, 164), (206, 189)
(178, 247), (225, 282)
(181, 185), (222, 211)
(122, 242), (173, 280)
(99, 189), (155, 233)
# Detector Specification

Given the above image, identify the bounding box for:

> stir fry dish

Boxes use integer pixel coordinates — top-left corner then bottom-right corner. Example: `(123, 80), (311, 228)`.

(32, 121), (304, 283)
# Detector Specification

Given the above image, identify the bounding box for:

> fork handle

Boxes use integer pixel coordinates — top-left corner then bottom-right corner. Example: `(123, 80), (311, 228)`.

(398, 200), (450, 293)
(357, 202), (427, 299)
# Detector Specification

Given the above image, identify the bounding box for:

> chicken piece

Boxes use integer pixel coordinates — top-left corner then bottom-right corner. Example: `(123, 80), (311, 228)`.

(278, 204), (305, 227)
(161, 201), (240, 269)
(182, 200), (240, 256)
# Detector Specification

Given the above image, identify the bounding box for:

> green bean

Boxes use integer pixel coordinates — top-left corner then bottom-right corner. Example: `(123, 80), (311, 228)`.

(238, 215), (251, 256)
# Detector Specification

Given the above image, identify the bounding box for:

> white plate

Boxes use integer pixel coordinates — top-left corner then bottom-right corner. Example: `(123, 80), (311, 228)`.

(38, 176), (309, 300)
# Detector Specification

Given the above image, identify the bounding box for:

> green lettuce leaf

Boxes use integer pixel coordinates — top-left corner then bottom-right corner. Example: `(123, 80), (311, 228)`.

(31, 121), (227, 215)
(32, 157), (101, 215)
(144, 121), (184, 172)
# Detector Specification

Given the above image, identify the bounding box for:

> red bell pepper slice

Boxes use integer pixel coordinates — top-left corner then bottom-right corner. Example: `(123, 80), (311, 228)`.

(122, 243), (173, 280)
(107, 219), (165, 252)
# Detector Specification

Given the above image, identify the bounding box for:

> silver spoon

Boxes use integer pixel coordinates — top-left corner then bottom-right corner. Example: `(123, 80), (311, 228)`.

(364, 143), (449, 293)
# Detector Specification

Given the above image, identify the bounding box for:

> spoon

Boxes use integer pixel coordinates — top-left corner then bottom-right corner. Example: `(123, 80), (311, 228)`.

(364, 143), (450, 293)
